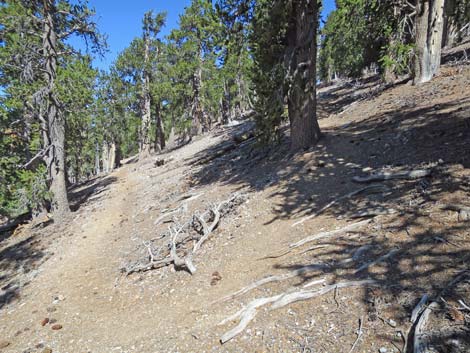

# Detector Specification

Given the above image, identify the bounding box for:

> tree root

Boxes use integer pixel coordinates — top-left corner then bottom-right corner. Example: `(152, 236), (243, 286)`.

(352, 169), (431, 183)
(292, 185), (387, 227)
(289, 219), (373, 249)
(220, 279), (378, 343)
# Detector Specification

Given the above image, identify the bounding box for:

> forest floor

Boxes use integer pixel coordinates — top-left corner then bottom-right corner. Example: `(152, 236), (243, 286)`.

(1, 61), (470, 353)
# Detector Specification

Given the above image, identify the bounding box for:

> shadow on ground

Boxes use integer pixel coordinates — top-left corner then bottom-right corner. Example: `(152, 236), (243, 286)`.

(191, 72), (470, 351)
(69, 175), (118, 212)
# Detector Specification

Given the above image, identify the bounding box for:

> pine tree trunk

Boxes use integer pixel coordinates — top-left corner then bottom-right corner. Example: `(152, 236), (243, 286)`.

(414, 0), (445, 84)
(102, 141), (110, 173)
(191, 63), (203, 136)
(154, 102), (165, 152)
(442, 0), (457, 47)
(114, 142), (122, 169)
(287, 0), (321, 151)
(140, 35), (152, 157)
(108, 142), (116, 171)
(42, 1), (70, 220)
(94, 142), (101, 175)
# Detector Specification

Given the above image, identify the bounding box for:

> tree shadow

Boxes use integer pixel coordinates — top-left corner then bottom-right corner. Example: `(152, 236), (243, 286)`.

(68, 175), (118, 212)
(0, 234), (45, 310)
(190, 77), (470, 350)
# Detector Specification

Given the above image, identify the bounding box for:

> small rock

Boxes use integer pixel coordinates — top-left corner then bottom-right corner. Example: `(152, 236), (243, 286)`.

(379, 348), (388, 353)
(42, 348), (52, 353)
(49, 318), (57, 324)
(51, 324), (62, 330)
(41, 318), (50, 326)
(388, 319), (397, 328)
(0, 341), (10, 349)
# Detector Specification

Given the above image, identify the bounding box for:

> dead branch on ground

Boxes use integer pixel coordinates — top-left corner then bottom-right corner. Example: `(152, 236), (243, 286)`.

(125, 193), (245, 276)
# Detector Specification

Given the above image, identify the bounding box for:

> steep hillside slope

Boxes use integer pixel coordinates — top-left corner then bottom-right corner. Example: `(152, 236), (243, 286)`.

(0, 64), (469, 353)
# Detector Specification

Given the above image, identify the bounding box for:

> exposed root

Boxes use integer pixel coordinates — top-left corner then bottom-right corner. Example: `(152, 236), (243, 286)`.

(217, 264), (327, 303)
(292, 185), (387, 227)
(352, 169), (431, 183)
(220, 279), (378, 344)
(289, 219), (373, 249)
(354, 248), (400, 274)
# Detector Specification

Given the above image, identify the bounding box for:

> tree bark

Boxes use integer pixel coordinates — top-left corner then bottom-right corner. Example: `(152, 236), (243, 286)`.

(191, 61), (204, 136)
(154, 102), (165, 152)
(442, 0), (457, 48)
(140, 33), (152, 157)
(287, 0), (321, 151)
(42, 0), (70, 220)
(414, 0), (445, 84)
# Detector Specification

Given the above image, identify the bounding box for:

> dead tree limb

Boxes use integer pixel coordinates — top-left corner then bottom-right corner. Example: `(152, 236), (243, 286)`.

(292, 185), (387, 227)
(170, 226), (196, 274)
(353, 169), (431, 183)
(290, 219), (373, 249)
(412, 271), (470, 353)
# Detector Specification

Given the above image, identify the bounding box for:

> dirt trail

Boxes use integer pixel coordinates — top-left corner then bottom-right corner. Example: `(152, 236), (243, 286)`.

(1, 64), (470, 353)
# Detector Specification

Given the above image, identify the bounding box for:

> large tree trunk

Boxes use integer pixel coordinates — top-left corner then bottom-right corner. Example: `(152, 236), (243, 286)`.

(191, 62), (204, 136)
(414, 0), (445, 84)
(94, 142), (100, 175)
(114, 142), (122, 169)
(442, 0), (457, 47)
(287, 0), (321, 151)
(154, 102), (165, 152)
(139, 35), (152, 157)
(102, 141), (110, 173)
(42, 1), (70, 220)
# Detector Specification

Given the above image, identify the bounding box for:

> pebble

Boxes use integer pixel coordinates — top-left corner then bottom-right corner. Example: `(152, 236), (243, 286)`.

(51, 324), (62, 330)
(0, 341), (10, 349)
(41, 318), (50, 326)
(42, 348), (53, 353)
(379, 348), (388, 353)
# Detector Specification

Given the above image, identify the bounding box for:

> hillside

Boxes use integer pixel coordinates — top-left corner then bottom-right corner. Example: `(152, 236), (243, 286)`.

(0, 62), (469, 353)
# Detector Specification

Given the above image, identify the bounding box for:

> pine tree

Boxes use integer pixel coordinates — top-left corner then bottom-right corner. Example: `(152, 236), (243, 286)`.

(251, 0), (321, 150)
(0, 0), (105, 221)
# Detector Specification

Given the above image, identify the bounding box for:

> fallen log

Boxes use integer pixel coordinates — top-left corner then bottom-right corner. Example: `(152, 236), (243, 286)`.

(352, 169), (431, 183)
(0, 212), (31, 234)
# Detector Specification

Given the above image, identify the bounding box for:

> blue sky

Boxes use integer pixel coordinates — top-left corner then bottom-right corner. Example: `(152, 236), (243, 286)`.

(76, 0), (336, 71)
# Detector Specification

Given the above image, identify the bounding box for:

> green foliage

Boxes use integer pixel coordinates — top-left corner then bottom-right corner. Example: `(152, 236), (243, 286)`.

(249, 0), (290, 142)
